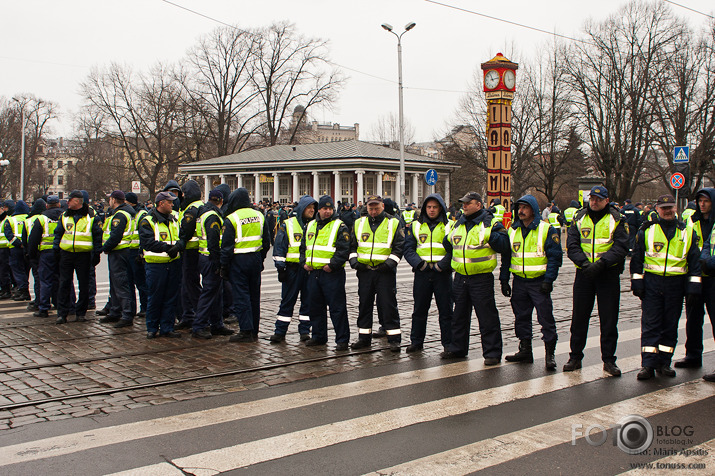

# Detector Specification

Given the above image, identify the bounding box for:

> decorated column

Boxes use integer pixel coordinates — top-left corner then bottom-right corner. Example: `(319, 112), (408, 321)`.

(481, 53), (518, 224)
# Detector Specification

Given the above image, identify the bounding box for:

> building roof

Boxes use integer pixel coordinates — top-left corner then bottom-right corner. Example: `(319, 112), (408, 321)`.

(181, 140), (458, 169)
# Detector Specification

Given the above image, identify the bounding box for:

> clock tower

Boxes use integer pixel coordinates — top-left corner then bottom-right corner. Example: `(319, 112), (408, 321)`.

(481, 53), (518, 225)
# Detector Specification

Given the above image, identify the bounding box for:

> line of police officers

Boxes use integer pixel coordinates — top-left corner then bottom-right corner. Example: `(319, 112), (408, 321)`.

(1, 181), (713, 382)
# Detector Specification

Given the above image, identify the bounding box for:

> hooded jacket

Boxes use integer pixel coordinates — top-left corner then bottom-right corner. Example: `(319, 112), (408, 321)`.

(339, 204), (356, 230)
(197, 199), (223, 266)
(4, 200), (30, 246)
(499, 194), (562, 283)
(162, 180), (183, 211)
(28, 205), (63, 259)
(404, 193), (451, 271)
(214, 184), (232, 216)
(179, 180), (203, 245)
(690, 188), (715, 245)
(273, 195), (317, 270)
(220, 188), (271, 268)
(101, 202), (136, 253)
(23, 198), (47, 250)
(138, 206), (183, 256)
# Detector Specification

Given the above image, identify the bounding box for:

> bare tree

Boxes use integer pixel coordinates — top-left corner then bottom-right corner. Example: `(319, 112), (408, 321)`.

(565, 1), (682, 202)
(369, 112), (416, 148)
(182, 25), (262, 157)
(250, 22), (344, 146)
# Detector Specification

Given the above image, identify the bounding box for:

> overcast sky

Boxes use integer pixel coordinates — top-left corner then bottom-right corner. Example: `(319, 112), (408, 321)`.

(1, 0), (713, 143)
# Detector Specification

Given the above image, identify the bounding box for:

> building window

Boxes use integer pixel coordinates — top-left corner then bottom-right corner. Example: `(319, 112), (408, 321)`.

(260, 182), (272, 202)
(244, 180), (255, 200)
(37, 159), (43, 168)
(67, 160), (72, 167)
(340, 175), (353, 203)
(47, 160), (53, 168)
(364, 175), (375, 198)
(58, 160), (63, 168)
(58, 192), (64, 199)
(57, 175), (64, 186)
(279, 176), (290, 199)
(299, 176), (310, 196)
(318, 175), (331, 196)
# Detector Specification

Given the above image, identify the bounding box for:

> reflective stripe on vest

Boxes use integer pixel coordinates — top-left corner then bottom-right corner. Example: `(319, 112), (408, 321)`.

(60, 214), (95, 252)
(284, 217), (303, 263)
(402, 210), (415, 225)
(576, 213), (618, 264)
(305, 218), (343, 267)
(198, 210), (222, 256)
(508, 222), (549, 278)
(687, 217), (703, 249)
(227, 208), (265, 254)
(24, 215), (41, 247)
(681, 209), (696, 222)
(0, 218), (8, 248)
(142, 215), (179, 263)
(548, 212), (561, 229)
(411, 220), (450, 263)
(102, 210), (133, 250)
(129, 209), (147, 249)
(643, 224), (693, 276)
(354, 216), (399, 266)
(448, 221), (496, 275)
(564, 207), (577, 224)
(179, 200), (204, 250)
(37, 215), (58, 251)
(7, 214), (28, 248)
(492, 205), (505, 224)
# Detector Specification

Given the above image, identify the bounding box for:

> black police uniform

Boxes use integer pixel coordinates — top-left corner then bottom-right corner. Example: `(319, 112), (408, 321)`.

(100, 202), (137, 327)
(176, 180), (203, 329)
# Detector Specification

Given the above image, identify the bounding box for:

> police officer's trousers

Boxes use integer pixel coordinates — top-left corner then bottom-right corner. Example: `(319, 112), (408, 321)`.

(275, 264), (311, 335)
(38, 250), (73, 312)
(683, 277), (714, 361)
(569, 267), (620, 363)
(447, 272), (502, 358)
(193, 255), (224, 332)
(230, 253), (262, 334)
(108, 250), (136, 321)
(29, 257), (40, 304)
(510, 276), (557, 343)
(145, 260), (181, 335)
(356, 268), (400, 343)
(641, 274), (686, 368)
(128, 249), (147, 313)
(0, 248), (11, 291)
(308, 267), (350, 344)
(9, 247), (28, 292)
(58, 251), (91, 318)
(180, 248), (201, 324)
(410, 268), (452, 347)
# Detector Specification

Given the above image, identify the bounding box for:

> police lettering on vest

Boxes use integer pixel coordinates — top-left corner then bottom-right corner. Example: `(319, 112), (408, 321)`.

(226, 208), (265, 253)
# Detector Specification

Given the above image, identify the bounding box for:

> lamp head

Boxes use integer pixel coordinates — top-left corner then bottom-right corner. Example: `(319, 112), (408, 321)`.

(381, 23), (393, 32)
(405, 22), (416, 31)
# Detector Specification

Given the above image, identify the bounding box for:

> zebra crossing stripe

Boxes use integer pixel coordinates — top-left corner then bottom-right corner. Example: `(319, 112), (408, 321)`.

(0, 324), (650, 466)
(367, 380), (714, 476)
(109, 338), (713, 475)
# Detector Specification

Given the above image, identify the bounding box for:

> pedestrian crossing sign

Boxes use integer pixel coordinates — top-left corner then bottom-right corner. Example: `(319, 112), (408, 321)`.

(673, 146), (689, 163)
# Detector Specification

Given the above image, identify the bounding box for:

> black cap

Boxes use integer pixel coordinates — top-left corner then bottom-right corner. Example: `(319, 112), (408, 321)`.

(69, 190), (83, 200)
(459, 192), (482, 203)
(656, 194), (676, 207)
(125, 192), (138, 205)
(366, 195), (383, 205)
(208, 190), (224, 201)
(589, 186), (608, 199)
(318, 195), (334, 209)
(46, 195), (60, 205)
(109, 190), (125, 201)
(155, 191), (177, 203)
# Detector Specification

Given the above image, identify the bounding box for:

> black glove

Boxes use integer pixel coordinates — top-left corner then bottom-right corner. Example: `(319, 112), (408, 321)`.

(92, 253), (101, 267)
(500, 280), (511, 297)
(700, 259), (710, 274)
(416, 261), (429, 272)
(167, 245), (180, 259)
(583, 259), (606, 278)
(277, 268), (287, 283)
(375, 263), (391, 273)
(632, 288), (645, 299)
(540, 281), (553, 294)
(355, 262), (369, 272)
(135, 253), (144, 264)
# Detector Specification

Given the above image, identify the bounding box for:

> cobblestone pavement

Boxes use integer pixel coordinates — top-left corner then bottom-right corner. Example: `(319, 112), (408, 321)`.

(0, 259), (644, 431)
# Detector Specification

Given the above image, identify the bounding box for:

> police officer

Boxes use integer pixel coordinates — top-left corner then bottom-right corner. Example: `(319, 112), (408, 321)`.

(23, 198), (46, 311)
(3, 200), (30, 301)
(631, 194), (701, 380)
(0, 200), (14, 299)
(675, 188), (715, 369)
(681, 201), (696, 222)
(563, 185), (629, 376)
(620, 199), (641, 252)
(139, 191), (184, 338)
(563, 200), (580, 227)
(99, 190), (137, 328)
(222, 188), (271, 343)
(301, 195), (351, 349)
(174, 180), (204, 330)
(547, 204), (564, 234)
(701, 218), (715, 382)
(28, 196), (68, 318)
(125, 192), (148, 318)
(488, 198), (505, 226)
(403, 193), (453, 353)
(270, 195), (317, 343)
(442, 192), (510, 364)
(501, 195), (563, 370)
(349, 194), (404, 351)
(53, 190), (103, 324)
(192, 189), (234, 339)
(402, 204), (416, 227)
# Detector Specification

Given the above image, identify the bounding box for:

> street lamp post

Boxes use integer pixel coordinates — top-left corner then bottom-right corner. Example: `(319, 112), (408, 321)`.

(0, 154), (8, 198)
(382, 21), (416, 207)
(12, 98), (26, 200)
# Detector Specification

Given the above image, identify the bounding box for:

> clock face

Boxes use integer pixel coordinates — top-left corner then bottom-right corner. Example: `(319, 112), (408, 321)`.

(503, 70), (516, 89)
(484, 70), (500, 90)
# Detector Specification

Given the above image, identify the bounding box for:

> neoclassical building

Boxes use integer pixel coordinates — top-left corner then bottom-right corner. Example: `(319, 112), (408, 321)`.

(178, 140), (459, 206)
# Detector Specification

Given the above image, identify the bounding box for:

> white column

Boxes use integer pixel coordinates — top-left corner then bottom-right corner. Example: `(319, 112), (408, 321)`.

(412, 173), (419, 204)
(445, 173), (451, 206)
(356, 170), (364, 204)
(377, 171), (384, 197)
(220, 174), (226, 184)
(204, 175), (211, 201)
(312, 171), (319, 198)
(333, 171), (341, 202)
(291, 172), (299, 202)
(254, 173), (260, 202)
(273, 172), (280, 203)
(236, 173), (243, 188)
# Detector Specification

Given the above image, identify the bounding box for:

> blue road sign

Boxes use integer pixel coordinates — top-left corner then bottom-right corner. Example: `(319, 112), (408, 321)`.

(673, 146), (689, 163)
(425, 169), (438, 186)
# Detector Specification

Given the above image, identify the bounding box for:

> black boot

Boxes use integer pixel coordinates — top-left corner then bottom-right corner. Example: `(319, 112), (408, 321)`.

(505, 339), (533, 363)
(544, 340), (557, 370)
